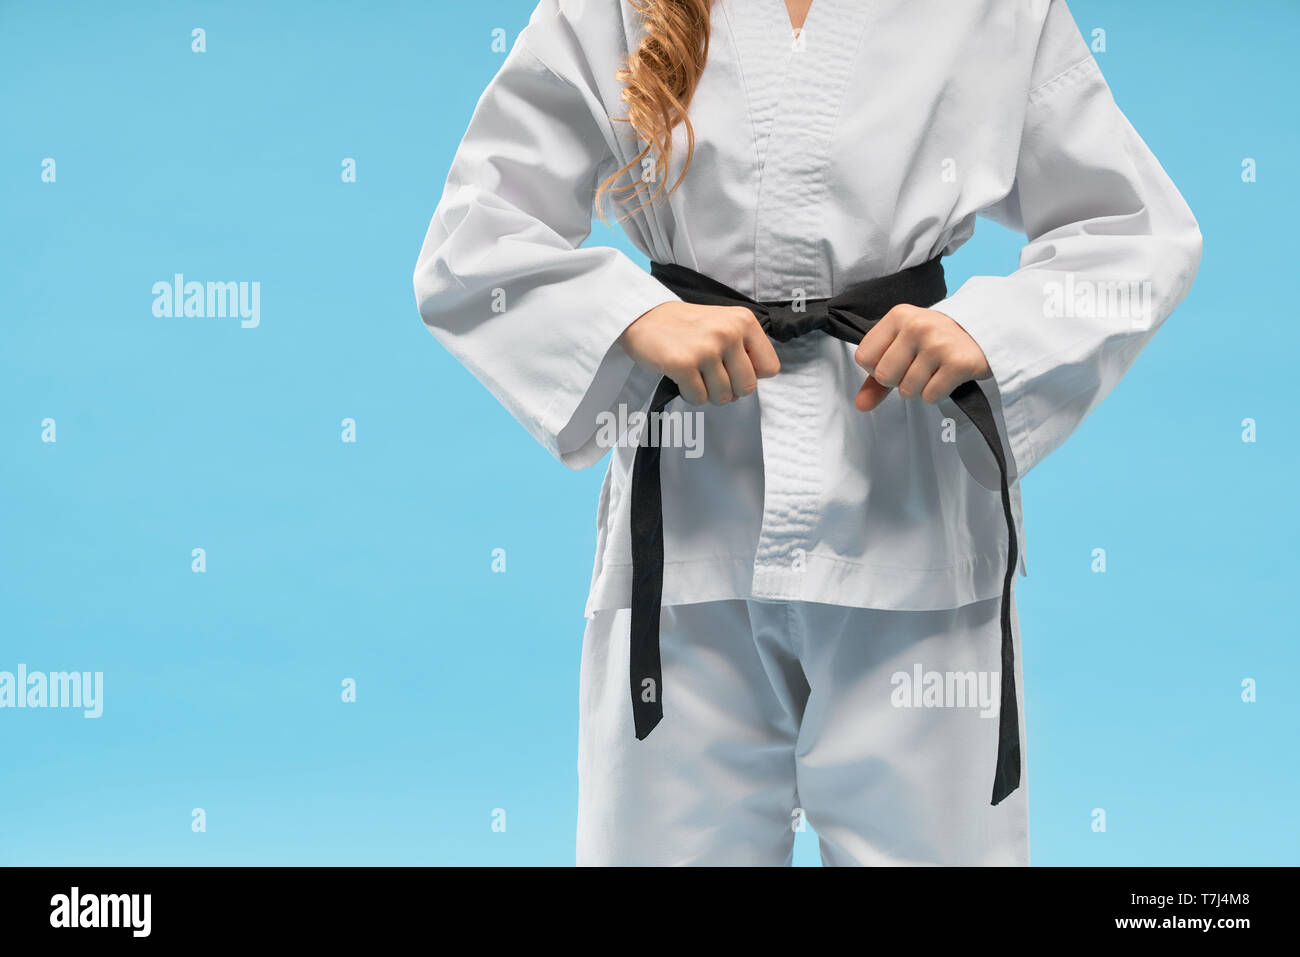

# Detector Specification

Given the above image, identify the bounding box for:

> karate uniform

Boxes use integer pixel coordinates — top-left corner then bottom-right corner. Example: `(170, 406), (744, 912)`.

(412, 0), (1202, 865)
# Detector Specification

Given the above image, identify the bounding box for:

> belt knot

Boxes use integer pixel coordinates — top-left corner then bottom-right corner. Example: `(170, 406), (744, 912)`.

(762, 299), (830, 342)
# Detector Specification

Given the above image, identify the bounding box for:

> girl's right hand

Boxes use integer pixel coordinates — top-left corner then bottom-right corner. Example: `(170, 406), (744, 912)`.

(618, 301), (781, 406)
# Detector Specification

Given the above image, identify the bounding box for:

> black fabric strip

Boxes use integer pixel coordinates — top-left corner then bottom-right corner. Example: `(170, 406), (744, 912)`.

(627, 257), (1021, 806)
(948, 381), (1021, 805)
(627, 374), (677, 739)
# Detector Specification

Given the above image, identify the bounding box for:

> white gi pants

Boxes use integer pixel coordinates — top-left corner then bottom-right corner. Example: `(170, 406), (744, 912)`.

(577, 596), (1029, 866)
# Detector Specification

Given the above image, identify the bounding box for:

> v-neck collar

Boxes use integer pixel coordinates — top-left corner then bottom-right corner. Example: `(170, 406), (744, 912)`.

(718, 0), (864, 161)
(717, 1), (796, 173)
(779, 0), (817, 38)
(715, 0), (878, 298)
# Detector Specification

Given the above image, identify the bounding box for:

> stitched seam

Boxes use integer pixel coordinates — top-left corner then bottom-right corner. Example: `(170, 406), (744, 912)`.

(1028, 55), (1098, 105)
(716, 0), (763, 297)
(600, 548), (1013, 576)
(808, 0), (878, 295)
(785, 601), (805, 662)
(516, 28), (579, 93)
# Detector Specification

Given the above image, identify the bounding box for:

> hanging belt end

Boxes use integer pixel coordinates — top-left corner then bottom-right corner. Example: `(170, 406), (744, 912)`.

(990, 762), (1021, 806)
(632, 705), (663, 741)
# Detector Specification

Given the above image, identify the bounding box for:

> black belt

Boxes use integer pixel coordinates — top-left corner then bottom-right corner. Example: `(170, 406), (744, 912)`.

(629, 256), (1022, 806)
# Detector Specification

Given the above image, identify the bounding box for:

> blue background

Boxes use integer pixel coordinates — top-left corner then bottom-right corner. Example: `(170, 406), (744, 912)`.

(1, 0), (1295, 866)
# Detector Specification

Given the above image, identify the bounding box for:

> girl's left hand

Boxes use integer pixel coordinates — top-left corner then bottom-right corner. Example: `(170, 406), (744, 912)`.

(853, 304), (992, 412)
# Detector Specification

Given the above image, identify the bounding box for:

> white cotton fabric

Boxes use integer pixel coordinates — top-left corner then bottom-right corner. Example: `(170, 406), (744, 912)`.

(413, 0), (1202, 618)
(577, 596), (1030, 866)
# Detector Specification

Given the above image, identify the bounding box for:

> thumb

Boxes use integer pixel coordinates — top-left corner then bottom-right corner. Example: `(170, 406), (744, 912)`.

(855, 375), (892, 412)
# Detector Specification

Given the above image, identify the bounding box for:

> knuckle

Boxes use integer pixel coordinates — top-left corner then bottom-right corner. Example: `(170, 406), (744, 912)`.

(664, 353), (690, 376)
(671, 349), (706, 376)
(920, 321), (947, 347)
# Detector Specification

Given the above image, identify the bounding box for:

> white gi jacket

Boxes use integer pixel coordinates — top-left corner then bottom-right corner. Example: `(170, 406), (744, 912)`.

(413, 0), (1202, 619)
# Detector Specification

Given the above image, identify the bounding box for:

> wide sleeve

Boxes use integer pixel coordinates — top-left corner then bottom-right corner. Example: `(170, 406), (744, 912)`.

(412, 3), (678, 470)
(933, 0), (1203, 491)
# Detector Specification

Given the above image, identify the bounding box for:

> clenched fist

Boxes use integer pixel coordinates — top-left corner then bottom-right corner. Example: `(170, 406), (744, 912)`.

(854, 304), (992, 411)
(619, 301), (781, 406)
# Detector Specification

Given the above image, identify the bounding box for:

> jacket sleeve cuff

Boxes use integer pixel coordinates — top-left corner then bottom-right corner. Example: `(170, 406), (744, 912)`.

(545, 265), (679, 470)
(932, 291), (1035, 493)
